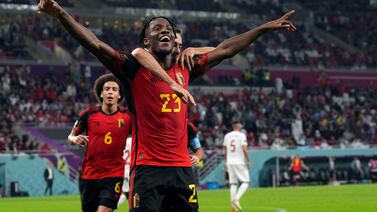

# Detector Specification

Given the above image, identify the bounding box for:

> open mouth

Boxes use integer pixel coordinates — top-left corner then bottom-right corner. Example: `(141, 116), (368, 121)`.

(159, 35), (171, 42)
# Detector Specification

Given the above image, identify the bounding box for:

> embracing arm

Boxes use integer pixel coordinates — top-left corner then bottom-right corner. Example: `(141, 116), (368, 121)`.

(131, 48), (196, 105)
(132, 48), (177, 86)
(37, 0), (115, 69)
(178, 47), (215, 70)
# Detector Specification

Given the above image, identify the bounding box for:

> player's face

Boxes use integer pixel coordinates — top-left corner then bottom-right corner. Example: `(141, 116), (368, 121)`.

(172, 33), (183, 60)
(101, 81), (121, 106)
(144, 18), (175, 56)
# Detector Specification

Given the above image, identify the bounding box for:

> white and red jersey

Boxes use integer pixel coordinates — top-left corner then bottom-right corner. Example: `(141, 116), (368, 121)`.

(123, 137), (132, 178)
(223, 131), (248, 165)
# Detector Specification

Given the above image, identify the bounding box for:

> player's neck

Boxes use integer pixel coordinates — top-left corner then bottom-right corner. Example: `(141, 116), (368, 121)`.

(102, 104), (117, 114)
(151, 52), (173, 70)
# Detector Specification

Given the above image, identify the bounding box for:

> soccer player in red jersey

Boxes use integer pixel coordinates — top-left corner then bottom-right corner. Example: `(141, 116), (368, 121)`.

(68, 74), (131, 212)
(38, 1), (295, 211)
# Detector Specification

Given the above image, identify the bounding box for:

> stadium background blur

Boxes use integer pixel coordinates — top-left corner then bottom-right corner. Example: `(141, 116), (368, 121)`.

(1, 0), (377, 211)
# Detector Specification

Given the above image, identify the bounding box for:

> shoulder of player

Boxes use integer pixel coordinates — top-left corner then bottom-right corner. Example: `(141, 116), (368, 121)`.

(118, 106), (131, 115)
(116, 51), (137, 63)
(79, 105), (101, 117)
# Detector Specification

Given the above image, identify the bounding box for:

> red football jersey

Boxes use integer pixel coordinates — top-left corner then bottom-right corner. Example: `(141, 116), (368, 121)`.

(74, 106), (131, 179)
(111, 51), (208, 167)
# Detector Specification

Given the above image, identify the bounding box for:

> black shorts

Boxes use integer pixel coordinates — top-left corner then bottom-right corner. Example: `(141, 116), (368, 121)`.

(79, 177), (123, 212)
(129, 166), (198, 212)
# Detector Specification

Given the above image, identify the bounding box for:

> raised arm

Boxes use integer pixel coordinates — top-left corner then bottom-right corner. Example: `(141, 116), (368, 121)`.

(205, 10), (296, 70)
(132, 48), (196, 105)
(37, 0), (115, 69)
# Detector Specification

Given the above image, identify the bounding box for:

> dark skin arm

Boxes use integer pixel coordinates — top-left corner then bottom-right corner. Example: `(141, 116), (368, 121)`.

(37, 0), (198, 104)
(37, 0), (114, 69)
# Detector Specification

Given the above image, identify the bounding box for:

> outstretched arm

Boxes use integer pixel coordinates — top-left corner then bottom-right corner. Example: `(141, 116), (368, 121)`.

(132, 48), (196, 105)
(205, 10), (296, 70)
(37, 0), (115, 69)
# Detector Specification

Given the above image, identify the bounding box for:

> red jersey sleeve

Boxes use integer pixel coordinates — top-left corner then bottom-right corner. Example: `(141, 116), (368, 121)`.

(111, 50), (141, 82)
(189, 53), (209, 82)
(73, 106), (98, 135)
(73, 112), (88, 135)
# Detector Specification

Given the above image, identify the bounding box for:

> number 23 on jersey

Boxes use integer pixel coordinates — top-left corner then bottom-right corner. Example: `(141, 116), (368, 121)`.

(160, 93), (181, 113)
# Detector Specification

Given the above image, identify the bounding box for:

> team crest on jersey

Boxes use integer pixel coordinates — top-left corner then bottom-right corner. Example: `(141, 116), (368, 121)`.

(121, 54), (129, 62)
(118, 118), (124, 128)
(133, 193), (140, 208)
(175, 71), (185, 86)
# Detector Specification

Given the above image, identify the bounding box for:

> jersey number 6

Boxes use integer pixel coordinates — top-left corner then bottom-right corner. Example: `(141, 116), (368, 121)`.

(104, 132), (112, 144)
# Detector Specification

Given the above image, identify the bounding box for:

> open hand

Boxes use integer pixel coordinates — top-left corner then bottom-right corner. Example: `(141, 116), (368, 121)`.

(263, 10), (296, 31)
(37, 0), (63, 18)
(170, 82), (196, 106)
(177, 48), (196, 71)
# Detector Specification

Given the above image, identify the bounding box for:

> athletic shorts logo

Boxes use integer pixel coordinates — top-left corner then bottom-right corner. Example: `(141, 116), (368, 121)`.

(133, 193), (140, 208)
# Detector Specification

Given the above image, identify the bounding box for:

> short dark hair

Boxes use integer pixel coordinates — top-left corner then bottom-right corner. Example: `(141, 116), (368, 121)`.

(175, 28), (183, 41)
(139, 16), (176, 47)
(175, 28), (182, 34)
(93, 74), (124, 103)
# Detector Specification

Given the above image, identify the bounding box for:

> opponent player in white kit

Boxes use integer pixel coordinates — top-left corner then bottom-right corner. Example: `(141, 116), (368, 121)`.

(223, 121), (250, 212)
(118, 137), (132, 206)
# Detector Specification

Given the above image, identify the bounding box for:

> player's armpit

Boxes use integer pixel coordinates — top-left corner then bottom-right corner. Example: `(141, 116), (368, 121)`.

(111, 51), (140, 82)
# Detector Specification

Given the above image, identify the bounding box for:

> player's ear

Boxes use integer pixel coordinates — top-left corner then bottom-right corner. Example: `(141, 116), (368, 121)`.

(144, 38), (149, 47)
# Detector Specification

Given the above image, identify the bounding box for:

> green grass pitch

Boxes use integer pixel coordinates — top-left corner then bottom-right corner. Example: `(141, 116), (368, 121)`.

(1, 184), (377, 211)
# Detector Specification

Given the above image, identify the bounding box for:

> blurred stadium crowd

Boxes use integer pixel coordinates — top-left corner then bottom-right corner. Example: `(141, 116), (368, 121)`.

(1, 0), (376, 68)
(1, 0), (377, 154)
(1, 64), (377, 153)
